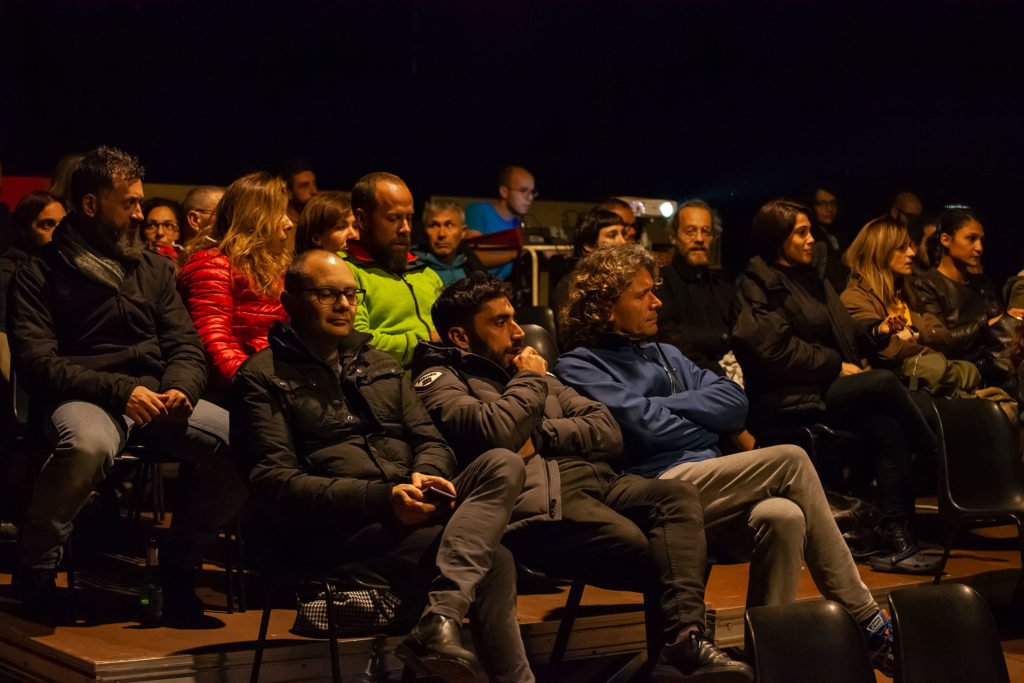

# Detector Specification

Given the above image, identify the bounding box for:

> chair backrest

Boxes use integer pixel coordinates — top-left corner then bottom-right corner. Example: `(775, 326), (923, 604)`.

(889, 583), (1009, 683)
(516, 305), (558, 344)
(520, 324), (558, 367)
(933, 398), (1024, 516)
(744, 600), (875, 683)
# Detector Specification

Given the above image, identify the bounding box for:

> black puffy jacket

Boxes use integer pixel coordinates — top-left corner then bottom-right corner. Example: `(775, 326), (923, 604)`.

(905, 267), (1004, 363)
(231, 322), (456, 536)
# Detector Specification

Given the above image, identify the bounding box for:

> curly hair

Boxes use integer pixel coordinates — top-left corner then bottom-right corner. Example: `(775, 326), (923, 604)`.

(560, 243), (659, 350)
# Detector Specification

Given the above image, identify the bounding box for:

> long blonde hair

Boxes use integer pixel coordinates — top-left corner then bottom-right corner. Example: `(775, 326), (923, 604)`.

(182, 172), (291, 296)
(844, 216), (909, 306)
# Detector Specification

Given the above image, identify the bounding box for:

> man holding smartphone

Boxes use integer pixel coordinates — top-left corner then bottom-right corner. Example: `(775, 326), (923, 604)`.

(231, 249), (534, 683)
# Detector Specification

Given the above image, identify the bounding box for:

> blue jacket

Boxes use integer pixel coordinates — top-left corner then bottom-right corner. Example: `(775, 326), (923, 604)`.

(554, 333), (748, 477)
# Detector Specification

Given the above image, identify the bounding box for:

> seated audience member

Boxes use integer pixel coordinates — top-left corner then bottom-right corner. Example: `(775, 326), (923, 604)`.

(231, 250), (532, 683)
(464, 165), (534, 279)
(345, 172), (443, 369)
(906, 208), (1019, 385)
(806, 184), (850, 292)
(412, 199), (487, 287)
(889, 191), (923, 229)
(141, 197), (184, 259)
(413, 274), (753, 681)
(48, 153), (85, 207)
(2, 192), (65, 332)
(178, 172), (293, 397)
(730, 199), (940, 574)
(907, 213), (937, 275)
(596, 197), (638, 243)
(180, 185), (224, 245)
(295, 191), (358, 254)
(655, 199), (739, 378)
(842, 216), (980, 395)
(550, 209), (629, 318)
(554, 244), (897, 675)
(281, 158), (318, 225)
(8, 146), (245, 623)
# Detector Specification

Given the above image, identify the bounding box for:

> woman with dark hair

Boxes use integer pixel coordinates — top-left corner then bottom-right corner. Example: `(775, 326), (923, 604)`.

(1, 192), (66, 336)
(551, 209), (629, 321)
(906, 208), (1018, 386)
(804, 183), (850, 292)
(141, 197), (185, 258)
(733, 198), (940, 574)
(294, 191), (358, 254)
(177, 172), (293, 398)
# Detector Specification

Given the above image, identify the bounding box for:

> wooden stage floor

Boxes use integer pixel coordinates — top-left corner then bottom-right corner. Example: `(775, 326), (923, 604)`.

(0, 523), (1022, 682)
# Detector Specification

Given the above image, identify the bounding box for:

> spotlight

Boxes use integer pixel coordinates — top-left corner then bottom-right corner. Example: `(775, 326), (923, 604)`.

(659, 201), (674, 218)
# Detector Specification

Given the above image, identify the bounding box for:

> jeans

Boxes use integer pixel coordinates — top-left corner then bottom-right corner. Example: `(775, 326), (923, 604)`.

(19, 399), (247, 572)
(658, 444), (878, 624)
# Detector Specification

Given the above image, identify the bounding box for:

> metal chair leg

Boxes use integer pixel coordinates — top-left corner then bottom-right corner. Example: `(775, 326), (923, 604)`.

(323, 581), (342, 683)
(250, 583), (273, 683)
(236, 517), (247, 612)
(551, 578), (586, 664)
(933, 526), (956, 585)
(1013, 517), (1024, 603)
(225, 527), (236, 614)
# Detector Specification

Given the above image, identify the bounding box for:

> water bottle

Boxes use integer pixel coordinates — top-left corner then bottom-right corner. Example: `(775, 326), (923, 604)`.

(138, 538), (163, 627)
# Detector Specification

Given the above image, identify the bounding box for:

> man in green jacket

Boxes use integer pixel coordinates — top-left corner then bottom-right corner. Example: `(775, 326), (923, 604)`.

(346, 172), (443, 369)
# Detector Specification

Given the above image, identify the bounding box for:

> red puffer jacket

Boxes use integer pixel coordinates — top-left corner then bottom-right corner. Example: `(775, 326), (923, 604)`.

(178, 249), (287, 392)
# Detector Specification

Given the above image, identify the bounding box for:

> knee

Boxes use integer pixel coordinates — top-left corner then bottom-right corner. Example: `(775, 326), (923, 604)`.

(753, 498), (807, 542)
(58, 425), (119, 472)
(478, 448), (526, 489)
(772, 444), (814, 477)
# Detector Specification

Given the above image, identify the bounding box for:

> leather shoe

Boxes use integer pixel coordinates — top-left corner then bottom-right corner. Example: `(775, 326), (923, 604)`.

(654, 629), (754, 682)
(395, 613), (484, 683)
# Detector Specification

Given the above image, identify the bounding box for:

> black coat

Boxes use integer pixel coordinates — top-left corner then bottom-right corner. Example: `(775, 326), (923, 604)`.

(905, 268), (1003, 363)
(8, 222), (207, 415)
(655, 255), (736, 372)
(733, 256), (879, 420)
(230, 322), (457, 536)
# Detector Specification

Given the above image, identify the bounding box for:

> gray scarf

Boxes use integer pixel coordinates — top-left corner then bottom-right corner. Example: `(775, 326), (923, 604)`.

(56, 223), (130, 289)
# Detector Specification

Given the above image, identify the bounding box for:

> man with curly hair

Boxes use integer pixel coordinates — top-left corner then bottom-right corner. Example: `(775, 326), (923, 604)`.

(555, 243), (896, 677)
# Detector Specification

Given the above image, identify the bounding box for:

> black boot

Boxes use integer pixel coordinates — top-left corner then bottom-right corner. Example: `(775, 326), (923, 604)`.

(394, 613), (484, 683)
(653, 628), (754, 682)
(159, 564), (206, 627)
(13, 566), (67, 625)
(868, 521), (941, 574)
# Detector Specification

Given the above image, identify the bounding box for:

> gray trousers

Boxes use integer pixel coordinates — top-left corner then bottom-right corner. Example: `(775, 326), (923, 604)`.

(335, 449), (534, 683)
(20, 399), (247, 571)
(659, 444), (878, 624)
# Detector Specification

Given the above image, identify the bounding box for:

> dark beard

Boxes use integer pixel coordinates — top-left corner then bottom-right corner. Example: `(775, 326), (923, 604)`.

(110, 228), (144, 262)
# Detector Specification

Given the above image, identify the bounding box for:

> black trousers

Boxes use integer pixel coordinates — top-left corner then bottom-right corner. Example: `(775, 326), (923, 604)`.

(326, 448), (532, 682)
(503, 459), (707, 644)
(824, 369), (937, 522)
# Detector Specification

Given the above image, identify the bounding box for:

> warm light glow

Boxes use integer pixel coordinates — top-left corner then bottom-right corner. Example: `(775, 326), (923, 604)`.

(659, 201), (674, 218)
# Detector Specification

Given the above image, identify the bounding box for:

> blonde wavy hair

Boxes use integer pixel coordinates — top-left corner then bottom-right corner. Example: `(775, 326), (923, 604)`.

(844, 216), (910, 307)
(181, 172), (291, 296)
(560, 243), (659, 350)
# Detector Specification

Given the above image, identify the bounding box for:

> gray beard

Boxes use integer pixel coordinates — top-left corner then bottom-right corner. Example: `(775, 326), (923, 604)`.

(94, 224), (144, 263)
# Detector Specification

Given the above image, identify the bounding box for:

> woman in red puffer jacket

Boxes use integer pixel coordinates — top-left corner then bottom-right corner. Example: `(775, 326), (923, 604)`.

(178, 172), (294, 398)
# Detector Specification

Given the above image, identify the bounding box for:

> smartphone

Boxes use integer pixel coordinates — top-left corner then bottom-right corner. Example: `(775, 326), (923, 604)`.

(423, 486), (456, 505)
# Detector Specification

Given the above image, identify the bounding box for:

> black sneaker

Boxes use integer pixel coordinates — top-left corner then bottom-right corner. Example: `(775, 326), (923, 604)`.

(653, 629), (754, 682)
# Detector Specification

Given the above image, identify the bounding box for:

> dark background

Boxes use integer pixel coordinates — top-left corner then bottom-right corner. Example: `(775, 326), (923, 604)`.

(1, 0), (1021, 278)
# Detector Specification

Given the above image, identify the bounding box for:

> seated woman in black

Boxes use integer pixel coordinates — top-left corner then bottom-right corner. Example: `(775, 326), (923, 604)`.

(733, 198), (939, 575)
(906, 208), (1020, 387)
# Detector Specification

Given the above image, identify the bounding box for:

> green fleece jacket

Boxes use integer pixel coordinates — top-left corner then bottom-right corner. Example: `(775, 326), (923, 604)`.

(344, 245), (443, 369)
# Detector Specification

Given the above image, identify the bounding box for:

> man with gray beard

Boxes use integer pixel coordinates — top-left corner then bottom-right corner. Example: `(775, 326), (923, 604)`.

(8, 146), (245, 626)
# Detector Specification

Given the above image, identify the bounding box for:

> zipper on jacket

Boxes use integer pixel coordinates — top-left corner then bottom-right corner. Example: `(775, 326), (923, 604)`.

(543, 460), (556, 518)
(401, 275), (433, 337)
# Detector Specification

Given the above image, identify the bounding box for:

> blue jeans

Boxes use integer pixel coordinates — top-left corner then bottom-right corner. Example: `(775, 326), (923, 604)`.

(19, 399), (247, 571)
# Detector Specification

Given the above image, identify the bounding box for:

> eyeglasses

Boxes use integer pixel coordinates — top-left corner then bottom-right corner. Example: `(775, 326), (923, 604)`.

(296, 287), (365, 306)
(145, 220), (179, 231)
(506, 186), (538, 199)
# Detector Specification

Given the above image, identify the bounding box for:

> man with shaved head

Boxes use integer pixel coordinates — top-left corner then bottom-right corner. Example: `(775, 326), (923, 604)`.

(231, 250), (533, 683)
(180, 185), (224, 245)
(464, 165), (535, 279)
(889, 191), (923, 228)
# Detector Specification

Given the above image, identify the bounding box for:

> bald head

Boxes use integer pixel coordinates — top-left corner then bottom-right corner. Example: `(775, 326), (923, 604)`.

(890, 192), (923, 228)
(282, 249), (360, 350)
(498, 166), (536, 216)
